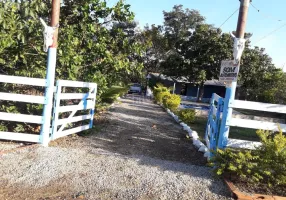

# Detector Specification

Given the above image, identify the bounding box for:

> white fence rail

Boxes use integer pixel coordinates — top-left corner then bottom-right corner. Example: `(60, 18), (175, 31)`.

(0, 75), (47, 143)
(0, 74), (47, 87)
(229, 100), (286, 132)
(51, 80), (97, 140)
(228, 118), (286, 132)
(230, 100), (286, 114)
(0, 75), (98, 144)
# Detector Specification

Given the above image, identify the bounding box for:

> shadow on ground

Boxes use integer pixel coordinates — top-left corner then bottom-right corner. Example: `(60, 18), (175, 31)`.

(50, 95), (231, 199)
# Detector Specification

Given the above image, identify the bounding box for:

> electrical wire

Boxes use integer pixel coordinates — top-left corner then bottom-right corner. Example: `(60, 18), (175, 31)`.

(218, 8), (239, 29)
(254, 23), (286, 44)
(250, 2), (283, 22)
(249, 2), (286, 44)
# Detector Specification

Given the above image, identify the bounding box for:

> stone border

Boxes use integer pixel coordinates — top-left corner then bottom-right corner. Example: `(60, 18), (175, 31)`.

(164, 107), (210, 158)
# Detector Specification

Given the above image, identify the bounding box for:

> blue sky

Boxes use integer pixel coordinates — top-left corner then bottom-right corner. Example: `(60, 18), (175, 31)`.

(107, 0), (286, 69)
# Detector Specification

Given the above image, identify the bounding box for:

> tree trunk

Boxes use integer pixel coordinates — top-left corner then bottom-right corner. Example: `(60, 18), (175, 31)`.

(197, 82), (204, 102)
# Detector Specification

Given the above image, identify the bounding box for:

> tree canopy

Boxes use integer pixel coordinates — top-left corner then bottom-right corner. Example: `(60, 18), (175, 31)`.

(142, 4), (284, 103)
(0, 2), (284, 105)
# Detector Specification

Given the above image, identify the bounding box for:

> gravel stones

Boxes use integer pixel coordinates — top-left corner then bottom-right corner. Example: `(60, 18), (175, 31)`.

(0, 95), (232, 200)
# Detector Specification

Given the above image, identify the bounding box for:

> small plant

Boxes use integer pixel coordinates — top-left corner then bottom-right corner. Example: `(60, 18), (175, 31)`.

(212, 128), (286, 187)
(101, 86), (128, 103)
(156, 91), (170, 104)
(163, 94), (181, 111)
(256, 129), (286, 186)
(153, 83), (171, 104)
(177, 109), (196, 124)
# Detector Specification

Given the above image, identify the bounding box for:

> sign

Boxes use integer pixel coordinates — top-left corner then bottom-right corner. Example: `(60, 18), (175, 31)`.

(219, 60), (240, 82)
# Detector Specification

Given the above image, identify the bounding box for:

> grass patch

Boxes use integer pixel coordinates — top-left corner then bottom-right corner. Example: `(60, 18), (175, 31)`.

(235, 108), (286, 120)
(189, 117), (259, 141)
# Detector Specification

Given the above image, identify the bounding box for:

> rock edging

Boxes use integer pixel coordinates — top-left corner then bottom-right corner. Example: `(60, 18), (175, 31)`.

(165, 108), (210, 158)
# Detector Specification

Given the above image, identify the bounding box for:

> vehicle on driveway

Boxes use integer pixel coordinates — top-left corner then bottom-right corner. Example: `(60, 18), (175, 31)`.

(129, 83), (142, 94)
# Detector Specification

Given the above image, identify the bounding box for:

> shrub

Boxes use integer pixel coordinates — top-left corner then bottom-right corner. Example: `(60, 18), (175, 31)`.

(212, 128), (286, 187)
(255, 129), (286, 186)
(156, 91), (170, 104)
(101, 86), (128, 103)
(163, 94), (181, 111)
(153, 83), (171, 103)
(177, 109), (196, 124)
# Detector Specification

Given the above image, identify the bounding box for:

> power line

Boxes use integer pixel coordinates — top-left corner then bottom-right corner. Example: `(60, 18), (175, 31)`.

(254, 23), (286, 44)
(218, 8), (239, 29)
(250, 2), (284, 22)
(249, 2), (286, 44)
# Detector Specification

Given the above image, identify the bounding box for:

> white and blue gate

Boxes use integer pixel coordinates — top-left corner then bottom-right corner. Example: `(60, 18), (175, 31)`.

(205, 93), (223, 156)
(0, 74), (48, 143)
(51, 80), (97, 140)
(0, 75), (97, 144)
(206, 92), (286, 156)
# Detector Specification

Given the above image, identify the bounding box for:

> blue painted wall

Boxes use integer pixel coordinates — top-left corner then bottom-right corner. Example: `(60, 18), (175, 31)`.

(186, 84), (198, 97)
(203, 85), (226, 98)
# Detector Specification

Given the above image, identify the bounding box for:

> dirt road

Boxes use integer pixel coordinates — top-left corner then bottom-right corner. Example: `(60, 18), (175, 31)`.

(0, 95), (231, 200)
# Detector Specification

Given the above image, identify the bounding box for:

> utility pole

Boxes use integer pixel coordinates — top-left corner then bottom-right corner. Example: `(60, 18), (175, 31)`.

(218, 0), (251, 149)
(236, 0), (251, 38)
(40, 0), (61, 146)
(51, 0), (61, 48)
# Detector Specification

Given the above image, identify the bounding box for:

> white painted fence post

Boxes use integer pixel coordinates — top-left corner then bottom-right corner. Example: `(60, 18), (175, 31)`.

(40, 48), (57, 146)
(51, 81), (61, 140)
(89, 85), (97, 128)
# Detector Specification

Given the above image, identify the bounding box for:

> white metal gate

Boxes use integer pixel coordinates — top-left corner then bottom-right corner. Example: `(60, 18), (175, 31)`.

(51, 80), (97, 140)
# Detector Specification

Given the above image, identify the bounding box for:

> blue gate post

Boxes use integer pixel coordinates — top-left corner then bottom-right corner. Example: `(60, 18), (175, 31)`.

(215, 97), (223, 147)
(39, 0), (61, 146)
(205, 94), (214, 147)
(40, 48), (57, 146)
(217, 82), (237, 149)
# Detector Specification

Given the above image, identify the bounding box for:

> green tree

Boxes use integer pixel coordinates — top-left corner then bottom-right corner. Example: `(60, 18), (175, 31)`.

(142, 24), (168, 73)
(238, 46), (283, 102)
(163, 5), (205, 51)
(0, 0), (145, 132)
(162, 24), (233, 100)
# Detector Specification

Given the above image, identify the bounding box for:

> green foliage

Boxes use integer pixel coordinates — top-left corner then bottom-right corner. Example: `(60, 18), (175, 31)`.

(100, 86), (128, 104)
(142, 4), (280, 104)
(256, 129), (286, 186)
(212, 128), (286, 187)
(0, 0), (145, 133)
(155, 91), (170, 104)
(177, 109), (196, 124)
(153, 83), (171, 103)
(163, 94), (181, 111)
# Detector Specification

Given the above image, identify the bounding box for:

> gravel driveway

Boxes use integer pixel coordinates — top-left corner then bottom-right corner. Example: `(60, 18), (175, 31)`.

(0, 95), (232, 200)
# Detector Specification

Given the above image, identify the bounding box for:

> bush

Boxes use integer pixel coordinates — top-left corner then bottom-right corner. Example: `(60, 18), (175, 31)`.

(153, 83), (171, 103)
(101, 86), (129, 103)
(177, 109), (196, 124)
(212, 128), (286, 187)
(163, 94), (181, 111)
(156, 91), (171, 104)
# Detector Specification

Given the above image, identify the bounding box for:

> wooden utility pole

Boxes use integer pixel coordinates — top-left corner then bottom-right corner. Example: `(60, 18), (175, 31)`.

(51, 0), (61, 47)
(236, 0), (251, 38)
(217, 0), (251, 149)
(40, 0), (61, 146)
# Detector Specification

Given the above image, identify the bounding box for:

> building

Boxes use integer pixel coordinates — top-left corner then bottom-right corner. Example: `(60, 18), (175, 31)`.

(149, 73), (238, 102)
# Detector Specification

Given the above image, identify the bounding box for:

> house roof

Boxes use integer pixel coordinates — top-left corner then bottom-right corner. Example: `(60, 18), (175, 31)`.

(150, 73), (190, 83)
(149, 73), (237, 87)
(204, 80), (225, 87)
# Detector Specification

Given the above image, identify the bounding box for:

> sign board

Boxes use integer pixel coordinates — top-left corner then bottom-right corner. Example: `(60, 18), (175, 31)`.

(219, 60), (240, 82)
